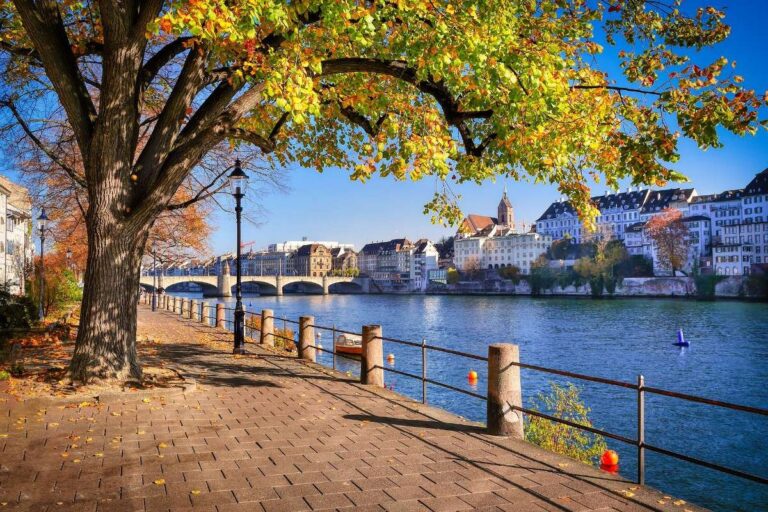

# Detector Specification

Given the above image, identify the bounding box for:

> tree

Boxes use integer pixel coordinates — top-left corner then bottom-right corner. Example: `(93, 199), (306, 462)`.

(646, 208), (691, 276)
(0, 1), (764, 382)
(574, 228), (627, 296)
(462, 256), (482, 280)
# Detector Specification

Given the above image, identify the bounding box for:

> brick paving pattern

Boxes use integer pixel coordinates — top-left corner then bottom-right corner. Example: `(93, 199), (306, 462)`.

(0, 306), (705, 511)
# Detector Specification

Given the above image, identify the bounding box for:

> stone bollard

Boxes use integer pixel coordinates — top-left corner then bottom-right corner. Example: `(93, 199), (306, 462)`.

(172, 296), (177, 313)
(299, 316), (316, 362)
(260, 309), (274, 347)
(216, 303), (225, 328)
(486, 343), (524, 439)
(181, 299), (188, 317)
(201, 302), (210, 326)
(361, 325), (384, 387)
(190, 300), (198, 320)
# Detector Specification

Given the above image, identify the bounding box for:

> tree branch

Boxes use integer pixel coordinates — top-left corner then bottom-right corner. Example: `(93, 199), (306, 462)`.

(165, 165), (232, 211)
(0, 98), (86, 187)
(11, 0), (96, 152)
(139, 37), (194, 91)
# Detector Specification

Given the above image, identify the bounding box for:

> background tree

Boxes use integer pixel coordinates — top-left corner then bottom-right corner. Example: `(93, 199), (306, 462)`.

(646, 208), (691, 276)
(0, 1), (765, 382)
(462, 256), (482, 280)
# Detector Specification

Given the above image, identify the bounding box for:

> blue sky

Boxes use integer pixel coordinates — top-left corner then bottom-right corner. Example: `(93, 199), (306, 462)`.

(2, 2), (767, 254)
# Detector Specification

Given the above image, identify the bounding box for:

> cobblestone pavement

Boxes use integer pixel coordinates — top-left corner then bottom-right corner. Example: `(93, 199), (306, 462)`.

(0, 306), (705, 512)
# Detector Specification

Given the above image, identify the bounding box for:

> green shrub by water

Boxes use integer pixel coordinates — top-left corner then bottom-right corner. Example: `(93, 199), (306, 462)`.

(525, 382), (608, 465)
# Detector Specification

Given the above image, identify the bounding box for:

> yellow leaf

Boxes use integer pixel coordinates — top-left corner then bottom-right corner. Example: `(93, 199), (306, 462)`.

(142, 398), (151, 403)
(61, 452), (69, 458)
(158, 442), (168, 448)
(153, 479), (165, 485)
(73, 459), (81, 464)
(191, 490), (201, 495)
(673, 500), (686, 506)
(110, 412), (121, 417)
(0, 434), (8, 438)
(94, 452), (103, 457)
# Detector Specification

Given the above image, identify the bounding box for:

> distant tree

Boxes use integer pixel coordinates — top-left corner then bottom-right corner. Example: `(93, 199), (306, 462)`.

(549, 236), (573, 260)
(646, 208), (691, 276)
(498, 265), (522, 283)
(462, 256), (482, 280)
(435, 236), (455, 259)
(446, 268), (460, 285)
(574, 230), (627, 296)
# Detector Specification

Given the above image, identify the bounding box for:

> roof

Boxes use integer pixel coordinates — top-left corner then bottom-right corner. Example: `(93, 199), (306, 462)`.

(744, 168), (768, 197)
(0, 174), (32, 212)
(682, 215), (711, 223)
(413, 239), (433, 254)
(639, 188), (695, 214)
(498, 192), (513, 209)
(461, 214), (497, 234)
(296, 243), (329, 256)
(691, 189), (744, 203)
(360, 238), (411, 254)
(625, 222), (646, 233)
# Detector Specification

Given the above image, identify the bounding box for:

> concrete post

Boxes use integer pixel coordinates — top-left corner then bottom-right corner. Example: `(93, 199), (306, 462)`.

(190, 299), (198, 320)
(299, 316), (316, 362)
(201, 302), (210, 326)
(172, 296), (177, 313)
(275, 276), (283, 296)
(361, 325), (384, 387)
(322, 275), (329, 295)
(487, 343), (524, 439)
(217, 260), (232, 297)
(216, 303), (225, 328)
(180, 299), (187, 317)
(260, 309), (274, 346)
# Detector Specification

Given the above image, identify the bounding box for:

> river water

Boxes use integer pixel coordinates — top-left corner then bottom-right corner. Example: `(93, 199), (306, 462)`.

(166, 292), (768, 511)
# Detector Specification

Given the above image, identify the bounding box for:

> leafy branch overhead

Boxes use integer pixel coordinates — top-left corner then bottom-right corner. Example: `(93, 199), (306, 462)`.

(1, 1), (766, 231)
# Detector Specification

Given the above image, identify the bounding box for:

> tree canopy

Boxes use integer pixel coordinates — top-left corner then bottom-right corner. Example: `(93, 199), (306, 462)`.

(2, 1), (765, 229)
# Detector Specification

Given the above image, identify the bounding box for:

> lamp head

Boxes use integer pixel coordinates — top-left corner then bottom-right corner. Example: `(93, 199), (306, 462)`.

(228, 159), (248, 196)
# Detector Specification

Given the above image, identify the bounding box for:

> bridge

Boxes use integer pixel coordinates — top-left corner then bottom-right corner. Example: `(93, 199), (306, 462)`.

(139, 273), (370, 296)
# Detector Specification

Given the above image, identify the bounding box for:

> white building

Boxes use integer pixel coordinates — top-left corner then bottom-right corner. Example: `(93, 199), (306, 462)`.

(455, 225), (552, 275)
(410, 239), (439, 291)
(0, 175), (33, 295)
(269, 239), (354, 253)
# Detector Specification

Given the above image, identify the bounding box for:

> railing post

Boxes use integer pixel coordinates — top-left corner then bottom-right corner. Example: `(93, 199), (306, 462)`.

(331, 325), (336, 370)
(260, 309), (274, 347)
(216, 303), (225, 328)
(172, 296), (177, 314)
(190, 299), (198, 320)
(361, 325), (383, 387)
(487, 343), (524, 439)
(422, 338), (427, 404)
(201, 302), (210, 326)
(638, 374), (645, 485)
(299, 316), (316, 362)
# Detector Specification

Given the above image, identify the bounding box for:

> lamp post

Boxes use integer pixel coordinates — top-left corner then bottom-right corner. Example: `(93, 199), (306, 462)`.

(151, 241), (158, 311)
(37, 208), (49, 322)
(229, 160), (249, 354)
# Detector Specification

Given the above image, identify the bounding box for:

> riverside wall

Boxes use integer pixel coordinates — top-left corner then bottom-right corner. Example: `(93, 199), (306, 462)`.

(427, 276), (765, 299)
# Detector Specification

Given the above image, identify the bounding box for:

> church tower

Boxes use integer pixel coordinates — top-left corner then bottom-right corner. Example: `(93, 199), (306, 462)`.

(497, 186), (514, 228)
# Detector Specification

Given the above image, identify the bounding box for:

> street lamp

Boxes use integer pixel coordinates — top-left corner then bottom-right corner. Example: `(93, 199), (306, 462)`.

(151, 240), (158, 311)
(37, 208), (49, 322)
(229, 159), (249, 354)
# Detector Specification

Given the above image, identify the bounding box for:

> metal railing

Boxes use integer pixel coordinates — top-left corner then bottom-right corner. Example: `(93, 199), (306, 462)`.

(142, 295), (768, 488)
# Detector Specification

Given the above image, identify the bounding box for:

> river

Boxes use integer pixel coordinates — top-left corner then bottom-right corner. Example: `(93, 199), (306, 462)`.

(164, 292), (768, 511)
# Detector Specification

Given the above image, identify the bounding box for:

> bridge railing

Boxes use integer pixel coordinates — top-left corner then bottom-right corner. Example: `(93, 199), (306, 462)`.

(140, 292), (768, 490)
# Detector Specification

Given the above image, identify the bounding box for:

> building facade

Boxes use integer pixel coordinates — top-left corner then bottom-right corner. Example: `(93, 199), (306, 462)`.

(535, 168), (768, 276)
(293, 244), (332, 277)
(1, 175), (33, 295)
(410, 239), (439, 291)
(455, 226), (552, 275)
(331, 247), (358, 274)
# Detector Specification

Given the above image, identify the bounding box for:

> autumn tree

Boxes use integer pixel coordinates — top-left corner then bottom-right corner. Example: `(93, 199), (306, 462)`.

(0, 1), (765, 382)
(646, 207), (691, 276)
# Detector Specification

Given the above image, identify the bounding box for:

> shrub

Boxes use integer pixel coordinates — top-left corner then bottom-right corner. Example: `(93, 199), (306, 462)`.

(0, 286), (37, 331)
(244, 314), (295, 352)
(446, 268), (460, 285)
(0, 370), (9, 381)
(525, 382), (607, 466)
(498, 265), (521, 283)
(694, 274), (725, 299)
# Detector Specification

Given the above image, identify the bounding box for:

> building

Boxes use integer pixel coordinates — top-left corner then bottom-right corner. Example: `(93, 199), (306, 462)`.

(292, 244), (332, 277)
(269, 239), (354, 253)
(455, 225), (552, 275)
(410, 239), (439, 291)
(535, 168), (768, 276)
(331, 247), (358, 274)
(358, 238), (412, 280)
(458, 188), (518, 236)
(1, 175), (33, 295)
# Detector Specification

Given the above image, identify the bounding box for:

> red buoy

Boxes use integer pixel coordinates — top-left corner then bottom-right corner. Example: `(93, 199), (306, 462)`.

(600, 450), (619, 466)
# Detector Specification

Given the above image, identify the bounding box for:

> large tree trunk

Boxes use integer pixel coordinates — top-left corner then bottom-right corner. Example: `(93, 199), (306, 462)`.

(69, 182), (150, 383)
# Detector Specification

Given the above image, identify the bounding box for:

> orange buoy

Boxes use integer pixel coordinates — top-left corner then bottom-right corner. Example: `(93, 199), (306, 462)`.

(600, 450), (619, 467)
(387, 353), (395, 361)
(468, 370), (478, 381)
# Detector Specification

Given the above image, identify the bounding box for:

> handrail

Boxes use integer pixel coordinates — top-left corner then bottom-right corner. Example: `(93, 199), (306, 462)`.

(146, 297), (768, 490)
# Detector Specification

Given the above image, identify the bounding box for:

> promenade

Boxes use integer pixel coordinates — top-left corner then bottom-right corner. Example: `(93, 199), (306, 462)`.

(0, 306), (704, 511)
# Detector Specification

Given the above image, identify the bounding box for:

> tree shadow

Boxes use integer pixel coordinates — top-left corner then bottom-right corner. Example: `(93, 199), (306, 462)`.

(343, 413), (484, 434)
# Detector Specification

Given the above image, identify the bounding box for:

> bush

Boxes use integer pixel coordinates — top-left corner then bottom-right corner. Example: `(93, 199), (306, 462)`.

(446, 268), (460, 285)
(525, 382), (607, 465)
(694, 274), (725, 299)
(0, 370), (9, 381)
(498, 265), (521, 283)
(244, 315), (295, 352)
(0, 286), (37, 331)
